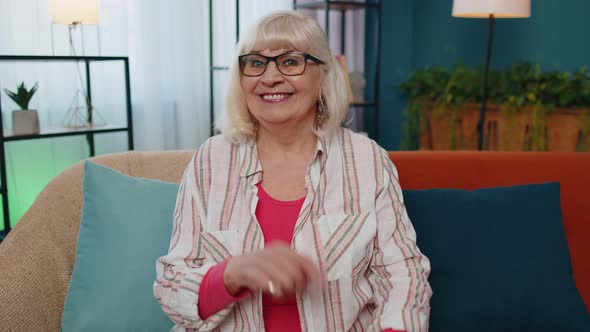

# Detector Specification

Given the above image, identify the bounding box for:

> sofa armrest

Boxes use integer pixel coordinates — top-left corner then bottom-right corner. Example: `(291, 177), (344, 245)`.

(0, 161), (85, 330)
(0, 150), (193, 330)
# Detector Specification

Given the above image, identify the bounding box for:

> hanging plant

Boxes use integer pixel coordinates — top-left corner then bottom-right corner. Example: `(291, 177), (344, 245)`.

(578, 109), (590, 151)
(400, 100), (423, 150)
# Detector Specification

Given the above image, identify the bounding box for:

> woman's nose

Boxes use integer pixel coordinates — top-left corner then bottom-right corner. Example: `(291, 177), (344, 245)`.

(260, 61), (284, 85)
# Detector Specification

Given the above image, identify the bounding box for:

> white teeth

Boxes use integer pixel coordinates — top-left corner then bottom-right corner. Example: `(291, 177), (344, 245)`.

(262, 94), (290, 101)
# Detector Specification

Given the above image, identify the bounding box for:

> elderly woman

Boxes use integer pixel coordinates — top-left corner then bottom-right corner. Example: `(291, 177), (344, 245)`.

(154, 11), (431, 332)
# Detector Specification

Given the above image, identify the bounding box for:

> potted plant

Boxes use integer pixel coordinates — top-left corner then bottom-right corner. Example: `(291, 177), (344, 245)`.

(4, 82), (40, 135)
(400, 62), (590, 152)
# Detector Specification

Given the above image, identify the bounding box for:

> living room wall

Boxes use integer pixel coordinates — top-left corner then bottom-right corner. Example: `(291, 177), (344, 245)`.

(374, 0), (590, 150)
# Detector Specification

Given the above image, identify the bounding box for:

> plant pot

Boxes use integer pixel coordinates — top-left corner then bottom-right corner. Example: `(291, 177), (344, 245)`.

(420, 104), (482, 150)
(546, 109), (587, 152)
(12, 109), (40, 135)
(418, 104), (589, 152)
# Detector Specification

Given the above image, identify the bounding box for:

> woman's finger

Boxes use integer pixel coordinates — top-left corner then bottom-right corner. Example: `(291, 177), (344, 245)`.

(256, 257), (299, 296)
(241, 266), (272, 293)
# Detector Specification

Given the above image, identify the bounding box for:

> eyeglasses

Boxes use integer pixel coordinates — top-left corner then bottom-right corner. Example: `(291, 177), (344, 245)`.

(238, 52), (325, 77)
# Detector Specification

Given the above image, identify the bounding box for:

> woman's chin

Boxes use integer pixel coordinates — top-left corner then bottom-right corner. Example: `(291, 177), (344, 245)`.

(259, 116), (295, 127)
(255, 107), (298, 125)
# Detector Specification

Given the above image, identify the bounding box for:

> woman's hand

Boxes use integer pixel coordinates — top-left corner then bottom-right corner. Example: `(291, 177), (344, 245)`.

(223, 241), (319, 298)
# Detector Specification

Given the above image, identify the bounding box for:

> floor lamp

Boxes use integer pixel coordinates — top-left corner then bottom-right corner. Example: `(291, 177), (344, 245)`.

(452, 0), (530, 150)
(49, 0), (104, 128)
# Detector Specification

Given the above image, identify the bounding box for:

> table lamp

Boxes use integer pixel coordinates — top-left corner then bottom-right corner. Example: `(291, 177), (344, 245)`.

(49, 0), (104, 128)
(50, 0), (100, 55)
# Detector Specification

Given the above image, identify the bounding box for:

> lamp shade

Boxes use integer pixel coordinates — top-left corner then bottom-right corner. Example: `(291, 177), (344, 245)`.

(50, 0), (99, 24)
(452, 0), (530, 18)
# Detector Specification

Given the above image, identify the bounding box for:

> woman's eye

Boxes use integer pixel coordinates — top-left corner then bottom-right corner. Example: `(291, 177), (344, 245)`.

(250, 60), (265, 67)
(282, 58), (300, 66)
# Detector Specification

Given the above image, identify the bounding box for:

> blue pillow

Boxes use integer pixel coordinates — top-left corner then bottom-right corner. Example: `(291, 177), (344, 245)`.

(403, 183), (590, 331)
(61, 161), (178, 331)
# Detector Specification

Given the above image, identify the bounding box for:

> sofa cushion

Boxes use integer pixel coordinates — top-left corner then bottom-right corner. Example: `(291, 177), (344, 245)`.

(61, 161), (177, 331)
(404, 182), (590, 331)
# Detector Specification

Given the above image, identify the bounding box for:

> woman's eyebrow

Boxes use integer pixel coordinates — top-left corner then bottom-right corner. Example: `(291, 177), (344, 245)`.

(248, 48), (294, 55)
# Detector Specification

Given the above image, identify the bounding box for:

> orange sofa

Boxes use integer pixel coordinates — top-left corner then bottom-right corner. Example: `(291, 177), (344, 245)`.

(0, 150), (588, 330)
(389, 151), (590, 312)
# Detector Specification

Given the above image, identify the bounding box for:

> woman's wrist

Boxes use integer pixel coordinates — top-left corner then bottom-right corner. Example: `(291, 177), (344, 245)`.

(223, 256), (242, 296)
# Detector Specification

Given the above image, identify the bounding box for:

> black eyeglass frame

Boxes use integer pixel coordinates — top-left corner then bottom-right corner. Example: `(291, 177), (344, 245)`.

(238, 52), (325, 77)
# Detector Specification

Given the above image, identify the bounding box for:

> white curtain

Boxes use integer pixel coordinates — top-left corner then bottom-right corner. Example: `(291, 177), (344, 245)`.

(0, 0), (291, 227)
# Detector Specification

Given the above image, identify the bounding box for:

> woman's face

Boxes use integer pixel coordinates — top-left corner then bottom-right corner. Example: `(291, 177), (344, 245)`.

(240, 47), (323, 130)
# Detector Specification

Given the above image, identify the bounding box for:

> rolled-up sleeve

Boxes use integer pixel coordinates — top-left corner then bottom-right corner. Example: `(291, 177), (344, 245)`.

(369, 147), (432, 332)
(153, 147), (235, 331)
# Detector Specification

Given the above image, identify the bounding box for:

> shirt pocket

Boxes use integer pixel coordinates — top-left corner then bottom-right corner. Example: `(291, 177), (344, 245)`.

(315, 212), (376, 281)
(200, 229), (243, 264)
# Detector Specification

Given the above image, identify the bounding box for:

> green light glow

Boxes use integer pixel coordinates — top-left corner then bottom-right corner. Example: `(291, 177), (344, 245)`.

(0, 137), (89, 231)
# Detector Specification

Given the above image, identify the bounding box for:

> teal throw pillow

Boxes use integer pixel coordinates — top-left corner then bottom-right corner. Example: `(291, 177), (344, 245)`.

(61, 161), (179, 331)
(404, 182), (590, 331)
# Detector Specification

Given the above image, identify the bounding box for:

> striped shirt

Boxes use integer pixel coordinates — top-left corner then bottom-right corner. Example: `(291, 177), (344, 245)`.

(154, 127), (432, 331)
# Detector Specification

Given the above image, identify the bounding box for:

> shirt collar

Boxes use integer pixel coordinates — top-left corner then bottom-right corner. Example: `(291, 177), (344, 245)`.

(239, 134), (327, 178)
(239, 139), (262, 178)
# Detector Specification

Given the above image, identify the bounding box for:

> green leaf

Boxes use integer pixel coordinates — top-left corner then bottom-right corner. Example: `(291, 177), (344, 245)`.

(3, 81), (38, 110)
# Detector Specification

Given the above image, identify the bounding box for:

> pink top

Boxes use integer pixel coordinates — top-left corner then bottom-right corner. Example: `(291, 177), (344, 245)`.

(197, 184), (403, 332)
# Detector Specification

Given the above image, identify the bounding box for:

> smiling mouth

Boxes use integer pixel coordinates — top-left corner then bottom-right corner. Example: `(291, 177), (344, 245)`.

(260, 93), (293, 102)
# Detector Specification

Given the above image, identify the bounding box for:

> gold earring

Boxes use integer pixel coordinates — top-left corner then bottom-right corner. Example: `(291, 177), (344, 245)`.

(316, 97), (326, 126)
(316, 108), (324, 126)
